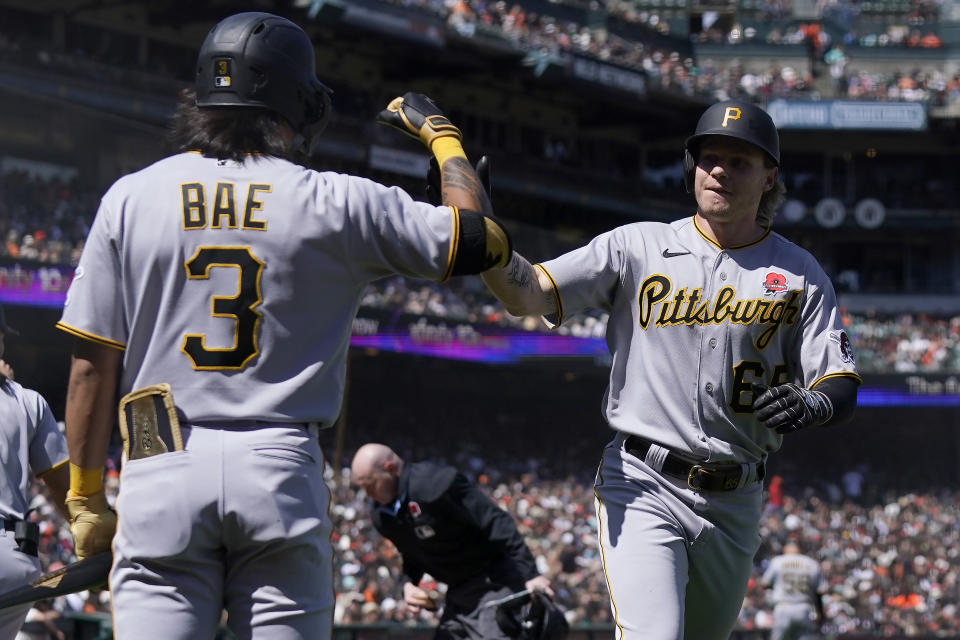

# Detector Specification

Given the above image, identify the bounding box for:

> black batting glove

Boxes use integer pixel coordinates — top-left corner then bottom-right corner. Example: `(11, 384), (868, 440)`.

(751, 382), (834, 434)
(425, 155), (491, 206)
(376, 92), (462, 149)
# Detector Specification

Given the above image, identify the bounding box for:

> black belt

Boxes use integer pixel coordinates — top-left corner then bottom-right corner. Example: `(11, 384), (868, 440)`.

(3, 517), (39, 557)
(623, 435), (764, 492)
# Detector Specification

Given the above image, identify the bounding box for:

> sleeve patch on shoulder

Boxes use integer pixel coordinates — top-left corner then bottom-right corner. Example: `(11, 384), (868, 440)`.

(829, 330), (856, 365)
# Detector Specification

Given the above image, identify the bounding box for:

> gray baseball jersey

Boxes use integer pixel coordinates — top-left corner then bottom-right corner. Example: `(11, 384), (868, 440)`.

(762, 553), (825, 606)
(58, 152), (459, 426)
(0, 379), (68, 639)
(539, 215), (860, 463)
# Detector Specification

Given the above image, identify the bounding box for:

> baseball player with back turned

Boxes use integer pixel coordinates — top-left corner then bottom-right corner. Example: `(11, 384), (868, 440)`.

(481, 101), (860, 639)
(762, 541), (827, 640)
(55, 12), (511, 640)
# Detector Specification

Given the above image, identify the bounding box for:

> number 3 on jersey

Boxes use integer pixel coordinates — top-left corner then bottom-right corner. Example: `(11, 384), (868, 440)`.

(182, 246), (264, 370)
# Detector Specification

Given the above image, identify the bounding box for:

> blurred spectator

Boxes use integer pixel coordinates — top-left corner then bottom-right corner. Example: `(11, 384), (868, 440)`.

(842, 465), (867, 505)
(767, 475), (785, 512)
(15, 600), (64, 640)
(824, 44), (847, 95)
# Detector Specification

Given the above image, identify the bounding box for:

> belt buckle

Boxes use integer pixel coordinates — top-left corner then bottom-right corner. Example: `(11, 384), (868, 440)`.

(687, 465), (706, 490)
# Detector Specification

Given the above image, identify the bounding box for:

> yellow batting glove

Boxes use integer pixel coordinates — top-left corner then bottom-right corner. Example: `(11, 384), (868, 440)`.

(66, 491), (117, 561)
(67, 464), (117, 560)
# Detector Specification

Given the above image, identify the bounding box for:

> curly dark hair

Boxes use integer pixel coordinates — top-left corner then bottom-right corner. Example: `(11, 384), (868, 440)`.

(169, 88), (297, 162)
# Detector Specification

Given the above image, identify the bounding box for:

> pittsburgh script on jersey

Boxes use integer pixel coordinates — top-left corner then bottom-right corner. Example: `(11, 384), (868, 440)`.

(637, 274), (802, 350)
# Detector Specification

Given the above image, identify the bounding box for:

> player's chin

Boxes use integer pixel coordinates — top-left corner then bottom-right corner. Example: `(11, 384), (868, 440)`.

(699, 202), (733, 220)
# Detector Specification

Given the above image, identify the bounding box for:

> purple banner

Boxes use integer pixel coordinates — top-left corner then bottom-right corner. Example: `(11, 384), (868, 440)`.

(351, 311), (609, 364)
(350, 332), (608, 363)
(0, 264), (74, 308)
(856, 375), (960, 407)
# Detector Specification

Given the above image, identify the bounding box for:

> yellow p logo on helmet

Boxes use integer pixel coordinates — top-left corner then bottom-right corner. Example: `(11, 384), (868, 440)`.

(721, 107), (742, 128)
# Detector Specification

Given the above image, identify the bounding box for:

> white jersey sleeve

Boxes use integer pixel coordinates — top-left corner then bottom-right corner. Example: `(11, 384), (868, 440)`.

(791, 255), (858, 387)
(336, 175), (460, 282)
(62, 198), (126, 348)
(538, 227), (627, 327)
(0, 381), (68, 518)
(25, 387), (68, 476)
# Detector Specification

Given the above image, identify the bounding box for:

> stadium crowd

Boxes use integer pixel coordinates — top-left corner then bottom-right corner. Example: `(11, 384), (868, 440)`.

(741, 486), (960, 635)
(0, 170), (91, 267)
(444, 0), (959, 104)
(846, 310), (960, 373)
(378, 0), (960, 105)
(4, 0), (959, 108)
(689, 55), (960, 106)
(18, 436), (960, 636)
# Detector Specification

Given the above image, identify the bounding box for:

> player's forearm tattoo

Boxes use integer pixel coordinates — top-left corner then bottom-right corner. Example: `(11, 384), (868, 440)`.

(505, 256), (557, 314)
(505, 253), (533, 291)
(441, 157), (493, 216)
(482, 253), (556, 315)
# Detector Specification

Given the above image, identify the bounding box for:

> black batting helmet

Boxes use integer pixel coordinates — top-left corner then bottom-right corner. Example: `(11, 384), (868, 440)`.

(195, 12), (333, 147)
(683, 100), (780, 192)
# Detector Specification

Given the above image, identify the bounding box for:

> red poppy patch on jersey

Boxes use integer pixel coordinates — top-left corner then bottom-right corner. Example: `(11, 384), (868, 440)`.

(408, 501), (421, 517)
(762, 272), (788, 295)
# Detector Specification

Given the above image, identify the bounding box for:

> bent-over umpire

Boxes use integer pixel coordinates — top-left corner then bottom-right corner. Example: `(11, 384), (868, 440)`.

(351, 443), (556, 640)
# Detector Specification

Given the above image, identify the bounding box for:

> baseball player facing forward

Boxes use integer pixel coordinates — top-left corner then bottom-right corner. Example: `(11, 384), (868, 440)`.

(56, 12), (510, 640)
(0, 307), (70, 640)
(481, 101), (860, 639)
(762, 541), (827, 640)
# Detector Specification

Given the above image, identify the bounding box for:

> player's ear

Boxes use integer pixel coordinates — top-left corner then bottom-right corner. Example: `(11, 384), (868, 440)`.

(762, 167), (778, 192)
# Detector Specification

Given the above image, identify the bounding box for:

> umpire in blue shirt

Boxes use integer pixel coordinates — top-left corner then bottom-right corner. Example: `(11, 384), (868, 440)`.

(351, 443), (553, 639)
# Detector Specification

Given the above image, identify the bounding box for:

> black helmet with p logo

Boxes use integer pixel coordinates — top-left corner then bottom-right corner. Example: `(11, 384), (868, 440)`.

(682, 101), (780, 192)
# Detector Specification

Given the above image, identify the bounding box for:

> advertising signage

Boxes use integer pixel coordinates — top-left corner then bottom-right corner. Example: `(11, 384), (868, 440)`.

(766, 99), (927, 131)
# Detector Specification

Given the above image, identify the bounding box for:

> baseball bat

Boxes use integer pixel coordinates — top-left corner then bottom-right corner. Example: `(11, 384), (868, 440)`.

(0, 551), (111, 610)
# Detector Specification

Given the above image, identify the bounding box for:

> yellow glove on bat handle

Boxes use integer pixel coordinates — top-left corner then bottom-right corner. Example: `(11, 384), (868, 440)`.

(66, 491), (117, 561)
(67, 464), (117, 561)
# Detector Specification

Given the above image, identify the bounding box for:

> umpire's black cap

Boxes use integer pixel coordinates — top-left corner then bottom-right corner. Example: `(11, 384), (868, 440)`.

(0, 305), (18, 336)
(685, 100), (780, 168)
